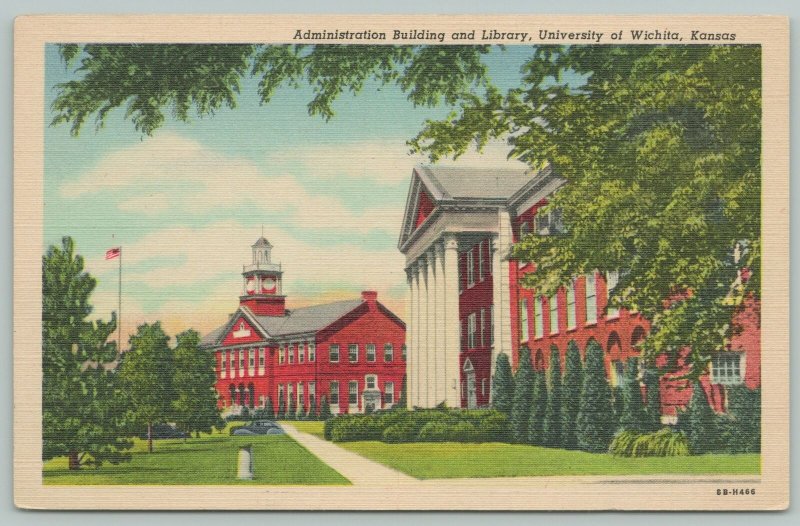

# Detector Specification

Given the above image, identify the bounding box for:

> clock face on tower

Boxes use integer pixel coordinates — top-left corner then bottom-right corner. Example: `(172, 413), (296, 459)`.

(246, 278), (256, 294)
(262, 277), (277, 293)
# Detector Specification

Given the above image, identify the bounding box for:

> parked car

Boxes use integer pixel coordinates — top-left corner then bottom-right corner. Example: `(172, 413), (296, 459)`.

(230, 420), (285, 436)
(138, 423), (187, 440)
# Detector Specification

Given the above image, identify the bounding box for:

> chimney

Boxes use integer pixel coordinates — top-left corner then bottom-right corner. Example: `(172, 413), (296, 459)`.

(361, 290), (378, 307)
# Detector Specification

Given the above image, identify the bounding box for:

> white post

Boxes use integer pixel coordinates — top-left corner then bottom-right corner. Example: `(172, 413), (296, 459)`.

(433, 243), (447, 406)
(425, 250), (437, 407)
(405, 266), (415, 409)
(442, 234), (462, 408)
(491, 209), (514, 380)
(419, 257), (430, 407)
(411, 264), (421, 408)
(237, 445), (254, 480)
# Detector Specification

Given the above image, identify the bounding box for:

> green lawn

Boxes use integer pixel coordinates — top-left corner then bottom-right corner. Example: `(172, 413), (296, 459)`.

(285, 420), (325, 439)
(44, 428), (349, 485)
(338, 441), (761, 479)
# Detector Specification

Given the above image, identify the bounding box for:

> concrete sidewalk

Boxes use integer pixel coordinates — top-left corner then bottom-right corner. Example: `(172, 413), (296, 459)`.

(282, 423), (417, 486)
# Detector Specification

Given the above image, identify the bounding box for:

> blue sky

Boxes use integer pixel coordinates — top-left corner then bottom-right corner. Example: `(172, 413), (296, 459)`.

(44, 44), (533, 340)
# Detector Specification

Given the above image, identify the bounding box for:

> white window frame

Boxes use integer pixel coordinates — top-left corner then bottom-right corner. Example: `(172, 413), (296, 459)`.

(534, 296), (544, 339)
(606, 270), (620, 319)
(365, 374), (377, 390)
(585, 273), (598, 325)
(490, 304), (495, 345)
(478, 241), (484, 282)
(549, 294), (559, 335)
(298, 382), (304, 409)
(482, 378), (487, 397)
(279, 344), (285, 365)
(220, 351), (227, 379)
(468, 312), (477, 349)
(248, 348), (255, 375)
(329, 344), (340, 363)
(308, 342), (316, 362)
(349, 343), (359, 363)
(238, 349), (245, 376)
(566, 280), (577, 330)
(329, 381), (339, 405)
(401, 344), (407, 361)
(348, 381), (358, 406)
(466, 248), (475, 288)
(479, 308), (486, 347)
(711, 352), (744, 385)
(298, 342), (305, 363)
(288, 343), (295, 364)
(309, 382), (316, 409)
(229, 351), (236, 378)
(384, 343), (394, 362)
(384, 382), (394, 405)
(366, 343), (376, 362)
(520, 299), (529, 342)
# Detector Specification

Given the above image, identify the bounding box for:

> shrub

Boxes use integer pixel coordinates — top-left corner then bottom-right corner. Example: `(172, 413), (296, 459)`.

(619, 358), (648, 432)
(382, 423), (415, 443)
(609, 428), (690, 457)
(418, 421), (450, 442)
(511, 348), (534, 443)
(686, 380), (716, 454)
(562, 340), (583, 450)
(577, 340), (615, 452)
(319, 396), (332, 421)
(475, 411), (510, 442)
(643, 367), (663, 432)
(528, 369), (547, 445)
(543, 345), (563, 447)
(725, 387), (761, 453)
(491, 353), (514, 416)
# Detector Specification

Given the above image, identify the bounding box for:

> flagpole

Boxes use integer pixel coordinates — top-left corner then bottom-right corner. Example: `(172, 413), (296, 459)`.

(118, 246), (122, 355)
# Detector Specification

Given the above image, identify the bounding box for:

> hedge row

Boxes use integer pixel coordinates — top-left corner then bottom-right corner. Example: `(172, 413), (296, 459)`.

(323, 408), (510, 443)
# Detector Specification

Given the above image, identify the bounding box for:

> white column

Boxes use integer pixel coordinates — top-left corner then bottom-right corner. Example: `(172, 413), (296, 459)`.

(420, 256), (432, 407)
(491, 210), (514, 380)
(433, 243), (447, 406)
(411, 263), (421, 408)
(442, 234), (462, 408)
(405, 266), (415, 409)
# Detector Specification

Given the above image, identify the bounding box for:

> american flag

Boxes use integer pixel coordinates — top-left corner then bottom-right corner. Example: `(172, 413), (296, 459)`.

(105, 247), (121, 260)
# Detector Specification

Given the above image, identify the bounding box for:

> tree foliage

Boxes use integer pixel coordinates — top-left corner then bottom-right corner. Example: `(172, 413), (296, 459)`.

(510, 348), (534, 443)
(491, 353), (514, 416)
(619, 358), (648, 432)
(171, 329), (224, 438)
(528, 368), (548, 446)
(543, 345), (562, 447)
(643, 367), (664, 432)
(42, 236), (132, 469)
(577, 340), (615, 453)
(685, 380), (717, 455)
(117, 322), (174, 453)
(561, 340), (583, 450)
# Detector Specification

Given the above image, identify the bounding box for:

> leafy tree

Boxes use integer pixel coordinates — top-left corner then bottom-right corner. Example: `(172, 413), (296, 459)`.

(510, 348), (534, 443)
(42, 236), (132, 469)
(619, 358), (648, 432)
(643, 367), (664, 432)
(577, 340), (615, 453)
(685, 380), (717, 455)
(397, 374), (408, 410)
(52, 45), (761, 377)
(491, 353), (514, 417)
(561, 340), (583, 450)
(117, 322), (174, 453)
(543, 345), (563, 447)
(171, 329), (224, 438)
(319, 395), (332, 421)
(528, 368), (548, 446)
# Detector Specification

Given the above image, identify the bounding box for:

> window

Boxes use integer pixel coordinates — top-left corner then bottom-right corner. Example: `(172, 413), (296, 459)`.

(329, 381), (339, 405)
(348, 381), (358, 405)
(279, 345), (285, 365)
(298, 382), (304, 407)
(519, 221), (530, 239)
(308, 343), (316, 362)
(377, 344), (390, 364)
(239, 350), (245, 374)
(468, 312), (477, 349)
(520, 299), (529, 342)
(612, 360), (625, 387)
(287, 383), (294, 402)
(249, 348), (255, 371)
(566, 280), (577, 330)
(349, 344), (359, 363)
(298, 342), (305, 363)
(278, 384), (284, 404)
(478, 241), (484, 281)
(585, 273), (597, 324)
(384, 382), (394, 405)
(365, 375), (377, 390)
(549, 294), (559, 334)
(606, 270), (620, 319)
(482, 378), (487, 397)
(401, 344), (407, 361)
(329, 344), (340, 363)
(711, 353), (743, 385)
(220, 352), (226, 379)
(308, 382), (316, 408)
(258, 348), (265, 368)
(366, 343), (376, 362)
(490, 305), (494, 345)
(288, 344), (295, 364)
(488, 239), (493, 275)
(229, 351), (236, 378)
(466, 248), (475, 287)
(534, 296), (544, 339)
(479, 309), (486, 347)
(535, 208), (563, 235)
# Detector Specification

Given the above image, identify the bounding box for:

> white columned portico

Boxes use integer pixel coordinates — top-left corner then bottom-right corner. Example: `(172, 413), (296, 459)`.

(490, 210), (514, 388)
(442, 234), (462, 408)
(433, 242), (447, 406)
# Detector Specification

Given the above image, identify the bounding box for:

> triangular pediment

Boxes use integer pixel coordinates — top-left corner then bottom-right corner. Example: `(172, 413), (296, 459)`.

(398, 166), (444, 249)
(218, 307), (271, 347)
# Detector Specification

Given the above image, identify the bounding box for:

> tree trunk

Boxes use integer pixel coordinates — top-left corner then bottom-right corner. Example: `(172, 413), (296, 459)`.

(147, 422), (153, 453)
(68, 450), (80, 470)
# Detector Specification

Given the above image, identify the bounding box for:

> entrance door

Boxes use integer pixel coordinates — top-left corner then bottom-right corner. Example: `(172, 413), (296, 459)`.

(464, 359), (477, 409)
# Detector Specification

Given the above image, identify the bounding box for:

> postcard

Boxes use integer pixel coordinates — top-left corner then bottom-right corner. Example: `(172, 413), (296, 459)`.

(13, 14), (789, 510)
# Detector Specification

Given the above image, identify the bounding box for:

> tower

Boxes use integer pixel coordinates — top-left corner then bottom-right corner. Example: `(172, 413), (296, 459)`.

(240, 237), (286, 317)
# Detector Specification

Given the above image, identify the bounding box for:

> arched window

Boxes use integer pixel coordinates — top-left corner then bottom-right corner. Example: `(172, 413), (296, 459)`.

(631, 326), (646, 347)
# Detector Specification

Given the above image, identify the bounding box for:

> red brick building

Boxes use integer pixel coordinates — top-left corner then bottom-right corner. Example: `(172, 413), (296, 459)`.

(398, 165), (760, 421)
(201, 237), (406, 416)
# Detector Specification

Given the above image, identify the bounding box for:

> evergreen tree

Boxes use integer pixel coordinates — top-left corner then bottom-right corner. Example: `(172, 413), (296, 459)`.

(491, 353), (514, 417)
(510, 348), (534, 443)
(543, 345), (563, 447)
(288, 397), (297, 421)
(117, 322), (174, 453)
(577, 340), (615, 452)
(610, 386), (624, 434)
(277, 392), (285, 419)
(686, 380), (717, 454)
(171, 329), (224, 438)
(619, 358), (648, 432)
(561, 340), (583, 450)
(643, 367), (663, 431)
(725, 387), (761, 453)
(397, 374), (408, 409)
(528, 368), (548, 445)
(42, 237), (132, 469)
(319, 395), (332, 421)
(263, 396), (275, 419)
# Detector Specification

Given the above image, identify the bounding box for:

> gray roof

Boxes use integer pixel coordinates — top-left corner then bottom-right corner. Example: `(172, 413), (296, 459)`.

(416, 165), (533, 201)
(252, 236), (272, 248)
(201, 298), (366, 348)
